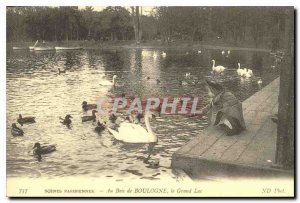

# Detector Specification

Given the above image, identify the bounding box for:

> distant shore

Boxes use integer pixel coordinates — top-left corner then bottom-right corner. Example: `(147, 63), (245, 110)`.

(7, 40), (272, 52)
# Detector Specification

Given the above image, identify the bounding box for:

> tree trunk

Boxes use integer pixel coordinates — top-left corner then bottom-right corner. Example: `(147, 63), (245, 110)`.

(131, 6), (140, 44)
(275, 8), (294, 170)
(136, 6), (141, 44)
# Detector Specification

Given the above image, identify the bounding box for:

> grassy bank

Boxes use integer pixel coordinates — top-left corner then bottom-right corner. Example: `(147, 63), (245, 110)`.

(7, 40), (272, 52)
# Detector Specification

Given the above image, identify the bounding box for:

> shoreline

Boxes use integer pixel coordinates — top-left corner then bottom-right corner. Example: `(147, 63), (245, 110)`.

(7, 40), (272, 52)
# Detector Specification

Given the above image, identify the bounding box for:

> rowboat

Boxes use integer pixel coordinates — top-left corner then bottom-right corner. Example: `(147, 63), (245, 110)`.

(12, 47), (28, 50)
(55, 47), (83, 50)
(33, 47), (55, 51)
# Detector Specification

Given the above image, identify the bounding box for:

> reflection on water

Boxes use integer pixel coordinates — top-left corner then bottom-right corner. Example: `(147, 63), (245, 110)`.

(7, 48), (279, 180)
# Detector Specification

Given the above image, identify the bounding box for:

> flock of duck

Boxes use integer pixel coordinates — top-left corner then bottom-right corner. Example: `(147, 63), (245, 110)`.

(10, 94), (156, 159)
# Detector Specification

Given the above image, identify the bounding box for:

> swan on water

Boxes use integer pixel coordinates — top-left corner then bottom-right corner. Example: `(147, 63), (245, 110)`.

(237, 63), (244, 76)
(162, 52), (166, 57)
(107, 112), (157, 144)
(258, 79), (263, 85)
(197, 50), (202, 54)
(221, 50), (225, 55)
(241, 69), (253, 78)
(100, 75), (117, 86)
(180, 80), (188, 86)
(211, 60), (225, 73)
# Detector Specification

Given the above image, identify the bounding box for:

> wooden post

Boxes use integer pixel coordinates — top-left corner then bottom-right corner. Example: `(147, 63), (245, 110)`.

(275, 7), (294, 170)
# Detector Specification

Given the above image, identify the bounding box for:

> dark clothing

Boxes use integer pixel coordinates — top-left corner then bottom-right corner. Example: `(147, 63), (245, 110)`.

(202, 90), (246, 135)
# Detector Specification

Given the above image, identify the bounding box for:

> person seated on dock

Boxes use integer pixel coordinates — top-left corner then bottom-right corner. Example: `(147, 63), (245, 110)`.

(199, 80), (246, 136)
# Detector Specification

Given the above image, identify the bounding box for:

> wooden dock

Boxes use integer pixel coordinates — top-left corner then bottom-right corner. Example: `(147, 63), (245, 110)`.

(172, 77), (294, 179)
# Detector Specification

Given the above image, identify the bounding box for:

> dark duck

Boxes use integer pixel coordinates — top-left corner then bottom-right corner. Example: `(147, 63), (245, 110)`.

(109, 113), (117, 123)
(82, 101), (97, 111)
(32, 142), (56, 156)
(135, 112), (144, 123)
(95, 121), (106, 134)
(82, 110), (97, 122)
(60, 114), (72, 127)
(17, 114), (36, 126)
(58, 68), (66, 74)
(11, 123), (24, 136)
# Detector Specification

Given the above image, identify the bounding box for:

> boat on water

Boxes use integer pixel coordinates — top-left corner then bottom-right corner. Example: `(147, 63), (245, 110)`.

(12, 47), (28, 50)
(33, 47), (55, 51)
(55, 47), (83, 50)
(29, 40), (39, 50)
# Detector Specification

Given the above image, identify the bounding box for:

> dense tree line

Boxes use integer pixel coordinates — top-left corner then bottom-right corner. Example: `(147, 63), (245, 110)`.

(7, 6), (287, 49)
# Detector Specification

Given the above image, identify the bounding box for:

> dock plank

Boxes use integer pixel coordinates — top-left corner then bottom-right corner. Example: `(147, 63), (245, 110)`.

(237, 119), (277, 167)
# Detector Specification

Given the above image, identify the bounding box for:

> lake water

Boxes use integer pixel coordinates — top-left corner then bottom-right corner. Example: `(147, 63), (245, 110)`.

(6, 48), (279, 180)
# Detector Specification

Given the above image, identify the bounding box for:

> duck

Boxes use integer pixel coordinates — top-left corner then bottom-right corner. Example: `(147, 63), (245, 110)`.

(124, 114), (135, 123)
(145, 76), (151, 80)
(58, 68), (66, 74)
(148, 158), (160, 168)
(211, 59), (225, 73)
(100, 75), (117, 86)
(135, 112), (144, 123)
(107, 111), (157, 144)
(17, 114), (36, 126)
(162, 51), (166, 57)
(60, 114), (72, 127)
(82, 101), (97, 111)
(82, 110), (97, 122)
(109, 113), (117, 123)
(95, 121), (106, 134)
(156, 103), (162, 117)
(156, 79), (161, 84)
(11, 123), (24, 136)
(32, 142), (56, 156)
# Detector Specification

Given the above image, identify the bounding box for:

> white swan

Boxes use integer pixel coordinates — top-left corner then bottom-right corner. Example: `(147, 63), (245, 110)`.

(221, 50), (225, 55)
(258, 79), (263, 85)
(247, 69), (253, 76)
(107, 112), (157, 144)
(212, 60), (225, 73)
(241, 69), (253, 78)
(185, 72), (191, 77)
(162, 52), (166, 58)
(197, 50), (202, 54)
(100, 75), (117, 86)
(227, 50), (231, 55)
(180, 80), (188, 86)
(237, 63), (244, 75)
